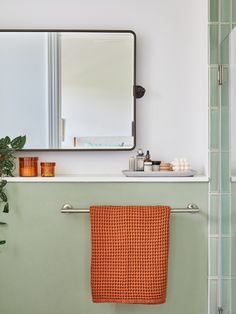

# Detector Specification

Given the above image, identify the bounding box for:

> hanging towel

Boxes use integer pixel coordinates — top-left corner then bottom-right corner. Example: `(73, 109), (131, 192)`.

(90, 205), (171, 304)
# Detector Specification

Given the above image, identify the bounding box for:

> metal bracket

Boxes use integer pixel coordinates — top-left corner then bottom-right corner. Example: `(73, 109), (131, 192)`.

(135, 85), (146, 98)
(218, 307), (223, 314)
(218, 65), (223, 86)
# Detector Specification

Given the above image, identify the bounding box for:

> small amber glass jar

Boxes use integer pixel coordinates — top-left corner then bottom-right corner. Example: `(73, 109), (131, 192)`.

(40, 162), (56, 177)
(19, 157), (38, 177)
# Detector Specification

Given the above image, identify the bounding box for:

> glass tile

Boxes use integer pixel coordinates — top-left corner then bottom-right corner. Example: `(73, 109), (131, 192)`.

(221, 0), (230, 22)
(221, 152), (230, 192)
(210, 0), (219, 22)
(210, 238), (218, 276)
(210, 194), (220, 235)
(221, 25), (230, 65)
(210, 152), (220, 192)
(221, 66), (229, 109)
(231, 236), (236, 276)
(231, 194), (236, 236)
(210, 25), (219, 64)
(221, 279), (231, 314)
(210, 67), (219, 107)
(233, 0), (236, 23)
(209, 280), (218, 314)
(232, 279), (236, 313)
(221, 238), (230, 276)
(211, 108), (220, 150)
(221, 108), (229, 151)
(221, 194), (230, 235)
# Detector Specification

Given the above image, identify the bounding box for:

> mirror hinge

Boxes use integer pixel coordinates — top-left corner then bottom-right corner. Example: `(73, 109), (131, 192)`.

(218, 65), (223, 86)
(218, 306), (223, 314)
(134, 85), (146, 98)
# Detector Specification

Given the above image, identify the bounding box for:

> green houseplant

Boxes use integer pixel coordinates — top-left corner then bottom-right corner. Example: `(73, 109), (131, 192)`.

(0, 135), (26, 245)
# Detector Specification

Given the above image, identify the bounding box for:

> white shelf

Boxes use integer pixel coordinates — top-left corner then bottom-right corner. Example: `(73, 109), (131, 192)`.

(5, 174), (209, 183)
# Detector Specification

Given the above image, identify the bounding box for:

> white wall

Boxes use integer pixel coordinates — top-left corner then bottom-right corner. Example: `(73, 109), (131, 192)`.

(0, 0), (208, 175)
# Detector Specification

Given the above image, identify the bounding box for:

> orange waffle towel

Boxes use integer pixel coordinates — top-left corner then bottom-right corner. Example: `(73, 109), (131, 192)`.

(90, 205), (171, 304)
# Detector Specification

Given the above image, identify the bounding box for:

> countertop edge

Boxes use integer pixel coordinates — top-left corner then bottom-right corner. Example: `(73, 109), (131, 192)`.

(4, 174), (209, 183)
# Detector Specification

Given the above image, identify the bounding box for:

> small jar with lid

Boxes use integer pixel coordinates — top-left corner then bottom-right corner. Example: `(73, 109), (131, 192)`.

(144, 161), (153, 172)
(19, 157), (38, 177)
(152, 161), (161, 171)
(40, 162), (56, 177)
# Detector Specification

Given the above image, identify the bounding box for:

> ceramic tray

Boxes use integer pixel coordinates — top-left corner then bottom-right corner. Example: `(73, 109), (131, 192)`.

(122, 170), (197, 177)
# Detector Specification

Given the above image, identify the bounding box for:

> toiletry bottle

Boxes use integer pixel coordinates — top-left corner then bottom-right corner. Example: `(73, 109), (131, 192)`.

(135, 149), (145, 171)
(144, 150), (151, 162)
(144, 150), (153, 172)
(129, 156), (135, 171)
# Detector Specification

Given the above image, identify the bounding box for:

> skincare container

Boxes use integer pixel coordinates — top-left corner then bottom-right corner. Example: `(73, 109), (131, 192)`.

(40, 162), (56, 177)
(144, 161), (153, 172)
(19, 157), (38, 177)
(152, 161), (161, 171)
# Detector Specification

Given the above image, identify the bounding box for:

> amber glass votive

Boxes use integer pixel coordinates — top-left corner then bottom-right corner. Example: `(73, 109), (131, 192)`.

(19, 157), (38, 177)
(40, 162), (56, 177)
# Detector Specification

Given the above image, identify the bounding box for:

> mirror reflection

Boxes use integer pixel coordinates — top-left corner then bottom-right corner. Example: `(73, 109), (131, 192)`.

(0, 31), (135, 150)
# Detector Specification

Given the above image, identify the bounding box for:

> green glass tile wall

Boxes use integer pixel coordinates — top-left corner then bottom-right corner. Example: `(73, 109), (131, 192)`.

(209, 0), (234, 313)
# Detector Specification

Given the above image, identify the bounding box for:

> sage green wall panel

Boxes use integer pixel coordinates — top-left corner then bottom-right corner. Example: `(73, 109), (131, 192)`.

(0, 183), (208, 314)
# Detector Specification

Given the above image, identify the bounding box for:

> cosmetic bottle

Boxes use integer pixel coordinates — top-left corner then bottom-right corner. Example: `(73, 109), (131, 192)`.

(129, 156), (135, 171)
(135, 149), (145, 171)
(144, 150), (153, 172)
(144, 150), (152, 162)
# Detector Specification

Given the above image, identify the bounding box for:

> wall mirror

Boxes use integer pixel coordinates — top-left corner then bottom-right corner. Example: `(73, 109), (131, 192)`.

(0, 30), (138, 150)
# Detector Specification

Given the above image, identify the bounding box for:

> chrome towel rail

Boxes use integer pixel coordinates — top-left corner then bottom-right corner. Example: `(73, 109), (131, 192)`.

(61, 203), (199, 214)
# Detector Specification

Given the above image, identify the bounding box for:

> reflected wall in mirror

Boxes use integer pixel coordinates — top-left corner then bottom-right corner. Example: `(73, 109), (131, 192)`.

(0, 31), (135, 150)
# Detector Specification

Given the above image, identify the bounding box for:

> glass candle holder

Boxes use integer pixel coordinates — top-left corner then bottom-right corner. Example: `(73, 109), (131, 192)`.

(40, 162), (56, 177)
(19, 157), (38, 177)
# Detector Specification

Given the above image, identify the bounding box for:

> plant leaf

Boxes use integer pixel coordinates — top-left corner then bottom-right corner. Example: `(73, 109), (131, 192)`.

(0, 192), (7, 202)
(0, 180), (7, 188)
(11, 135), (26, 150)
(3, 203), (9, 213)
(4, 136), (11, 145)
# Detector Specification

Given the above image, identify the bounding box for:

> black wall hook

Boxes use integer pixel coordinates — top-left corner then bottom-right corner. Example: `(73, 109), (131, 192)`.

(135, 85), (146, 98)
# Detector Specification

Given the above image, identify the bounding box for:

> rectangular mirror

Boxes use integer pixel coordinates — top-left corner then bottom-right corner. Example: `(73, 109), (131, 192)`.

(0, 30), (136, 150)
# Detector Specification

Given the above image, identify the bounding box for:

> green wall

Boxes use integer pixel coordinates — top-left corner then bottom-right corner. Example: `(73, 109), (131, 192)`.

(0, 182), (208, 314)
